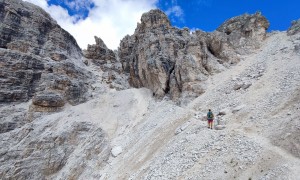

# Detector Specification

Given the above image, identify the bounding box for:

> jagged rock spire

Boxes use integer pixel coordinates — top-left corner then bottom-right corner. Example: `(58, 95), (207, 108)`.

(137, 9), (171, 32)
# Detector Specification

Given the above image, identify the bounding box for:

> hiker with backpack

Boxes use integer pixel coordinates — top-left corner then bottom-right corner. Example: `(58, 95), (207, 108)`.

(207, 109), (214, 129)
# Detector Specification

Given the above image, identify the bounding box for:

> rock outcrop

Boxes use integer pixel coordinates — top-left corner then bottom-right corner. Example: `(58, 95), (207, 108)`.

(118, 9), (269, 103)
(32, 91), (65, 112)
(0, 0), (82, 59)
(0, 50), (44, 102)
(84, 36), (129, 90)
(287, 19), (300, 35)
(216, 11), (269, 54)
(84, 36), (116, 63)
(0, 0), (91, 109)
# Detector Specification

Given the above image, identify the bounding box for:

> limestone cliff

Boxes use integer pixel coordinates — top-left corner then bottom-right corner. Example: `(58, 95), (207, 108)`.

(118, 9), (269, 103)
(0, 0), (82, 59)
(83, 36), (129, 90)
(0, 0), (91, 110)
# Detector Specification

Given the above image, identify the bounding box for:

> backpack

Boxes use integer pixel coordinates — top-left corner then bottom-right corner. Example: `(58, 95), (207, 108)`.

(207, 112), (214, 119)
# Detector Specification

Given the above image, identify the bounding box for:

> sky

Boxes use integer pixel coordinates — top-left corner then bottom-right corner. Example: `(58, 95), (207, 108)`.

(23, 0), (300, 50)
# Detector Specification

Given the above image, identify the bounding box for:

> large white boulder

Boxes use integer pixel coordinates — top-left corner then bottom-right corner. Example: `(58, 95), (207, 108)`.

(111, 146), (123, 157)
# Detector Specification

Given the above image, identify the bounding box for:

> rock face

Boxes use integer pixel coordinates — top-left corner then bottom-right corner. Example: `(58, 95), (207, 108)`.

(216, 11), (270, 54)
(287, 19), (300, 35)
(0, 105), (27, 134)
(0, 0), (82, 59)
(0, 0), (91, 109)
(84, 36), (129, 90)
(84, 36), (116, 63)
(0, 50), (45, 102)
(0, 2), (110, 177)
(118, 9), (269, 102)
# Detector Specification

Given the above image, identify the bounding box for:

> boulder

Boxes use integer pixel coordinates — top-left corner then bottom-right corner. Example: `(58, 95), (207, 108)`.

(175, 127), (182, 135)
(50, 53), (68, 61)
(233, 82), (244, 90)
(32, 92), (65, 107)
(215, 125), (226, 130)
(234, 81), (252, 90)
(241, 82), (252, 89)
(111, 146), (123, 157)
(232, 105), (246, 113)
(216, 116), (226, 125)
(201, 114), (208, 121)
(218, 108), (230, 116)
(175, 121), (191, 134)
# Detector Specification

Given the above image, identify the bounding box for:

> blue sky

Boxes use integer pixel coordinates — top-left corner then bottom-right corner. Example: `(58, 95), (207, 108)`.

(157, 0), (300, 32)
(25, 0), (300, 49)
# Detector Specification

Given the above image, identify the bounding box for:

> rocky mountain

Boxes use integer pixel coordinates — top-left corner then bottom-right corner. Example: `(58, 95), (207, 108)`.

(1, 0), (300, 179)
(118, 9), (269, 103)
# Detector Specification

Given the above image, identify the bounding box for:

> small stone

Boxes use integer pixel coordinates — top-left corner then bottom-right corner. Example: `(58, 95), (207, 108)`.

(215, 146), (222, 151)
(111, 146), (123, 157)
(180, 122), (190, 131)
(175, 128), (182, 135)
(201, 114), (208, 121)
(242, 82), (252, 89)
(232, 105), (245, 113)
(233, 82), (244, 90)
(215, 125), (226, 130)
(218, 108), (230, 116)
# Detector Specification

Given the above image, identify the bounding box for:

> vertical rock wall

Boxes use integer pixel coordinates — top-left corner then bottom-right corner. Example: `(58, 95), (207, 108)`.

(0, 0), (82, 59)
(0, 0), (91, 110)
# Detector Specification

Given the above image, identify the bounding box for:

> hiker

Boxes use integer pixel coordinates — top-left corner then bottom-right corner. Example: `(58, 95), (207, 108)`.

(207, 109), (214, 129)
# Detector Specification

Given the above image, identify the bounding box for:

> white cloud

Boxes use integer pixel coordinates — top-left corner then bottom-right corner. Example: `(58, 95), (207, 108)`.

(166, 5), (183, 18)
(23, 0), (158, 50)
(165, 5), (184, 23)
